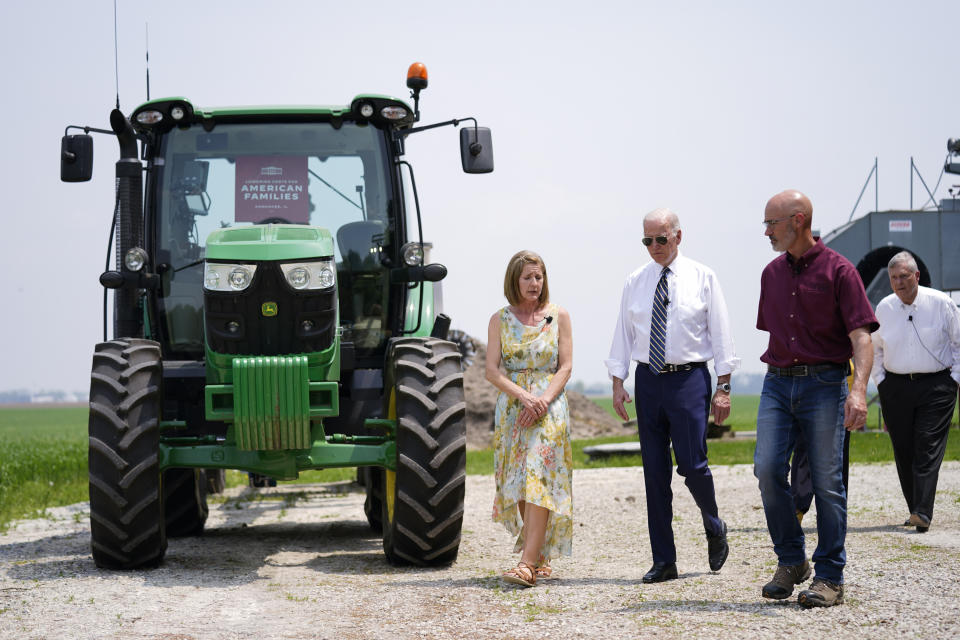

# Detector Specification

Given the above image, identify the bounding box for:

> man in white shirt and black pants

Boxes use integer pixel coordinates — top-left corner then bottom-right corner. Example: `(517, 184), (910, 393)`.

(872, 251), (960, 532)
(606, 208), (740, 583)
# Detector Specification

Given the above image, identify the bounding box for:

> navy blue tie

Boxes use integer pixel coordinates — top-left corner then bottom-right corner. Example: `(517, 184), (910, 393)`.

(649, 267), (670, 375)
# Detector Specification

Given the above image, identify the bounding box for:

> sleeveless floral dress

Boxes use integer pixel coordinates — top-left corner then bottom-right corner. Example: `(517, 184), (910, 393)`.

(492, 302), (573, 560)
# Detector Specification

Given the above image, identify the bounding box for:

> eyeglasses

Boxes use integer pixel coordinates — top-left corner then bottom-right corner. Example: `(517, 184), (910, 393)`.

(641, 235), (670, 246)
(762, 213), (796, 229)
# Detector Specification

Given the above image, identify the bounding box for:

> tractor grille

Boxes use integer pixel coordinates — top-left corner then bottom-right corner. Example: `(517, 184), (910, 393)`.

(232, 355), (311, 450)
(204, 262), (336, 356)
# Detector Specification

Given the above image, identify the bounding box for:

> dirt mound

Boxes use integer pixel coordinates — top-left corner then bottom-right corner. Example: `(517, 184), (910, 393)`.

(461, 337), (626, 449)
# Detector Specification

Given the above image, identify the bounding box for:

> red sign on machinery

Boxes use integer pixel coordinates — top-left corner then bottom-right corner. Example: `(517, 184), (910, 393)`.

(235, 156), (309, 223)
(889, 220), (913, 232)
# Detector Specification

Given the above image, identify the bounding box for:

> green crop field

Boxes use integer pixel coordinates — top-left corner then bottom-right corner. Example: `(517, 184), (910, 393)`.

(0, 406), (87, 531)
(2, 399), (959, 531)
(590, 393), (955, 433)
(589, 395), (765, 430)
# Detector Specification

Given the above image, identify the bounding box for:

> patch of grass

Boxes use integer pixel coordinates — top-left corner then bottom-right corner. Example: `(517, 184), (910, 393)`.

(221, 467), (356, 490)
(590, 394), (958, 433)
(519, 600), (563, 621)
(0, 407), (88, 531)
(590, 394), (762, 431)
(4, 405), (960, 531)
(466, 426), (960, 473)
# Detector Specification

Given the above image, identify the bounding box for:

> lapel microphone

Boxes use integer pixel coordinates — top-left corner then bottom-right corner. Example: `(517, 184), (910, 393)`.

(908, 315), (913, 322)
(540, 316), (553, 333)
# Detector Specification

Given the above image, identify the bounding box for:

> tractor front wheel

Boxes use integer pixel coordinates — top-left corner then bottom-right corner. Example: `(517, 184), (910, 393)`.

(381, 338), (466, 566)
(87, 339), (166, 569)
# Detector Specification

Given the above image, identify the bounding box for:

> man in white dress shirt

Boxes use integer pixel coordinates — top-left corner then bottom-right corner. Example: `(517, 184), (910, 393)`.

(871, 251), (960, 532)
(606, 208), (740, 583)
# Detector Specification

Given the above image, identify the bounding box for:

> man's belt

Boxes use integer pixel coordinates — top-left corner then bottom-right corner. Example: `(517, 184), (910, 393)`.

(884, 369), (949, 381)
(767, 362), (849, 377)
(645, 362), (707, 373)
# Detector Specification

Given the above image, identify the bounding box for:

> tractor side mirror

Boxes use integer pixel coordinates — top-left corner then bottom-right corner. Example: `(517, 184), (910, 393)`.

(390, 263), (448, 284)
(422, 263), (447, 281)
(61, 134), (94, 182)
(459, 127), (494, 174)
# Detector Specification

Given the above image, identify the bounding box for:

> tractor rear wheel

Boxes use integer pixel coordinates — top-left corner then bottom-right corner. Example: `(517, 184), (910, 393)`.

(381, 337), (466, 566)
(205, 468), (226, 494)
(87, 339), (166, 569)
(359, 466), (384, 532)
(163, 468), (209, 537)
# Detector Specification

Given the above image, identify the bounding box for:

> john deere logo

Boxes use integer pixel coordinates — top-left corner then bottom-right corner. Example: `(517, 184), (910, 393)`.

(261, 302), (278, 317)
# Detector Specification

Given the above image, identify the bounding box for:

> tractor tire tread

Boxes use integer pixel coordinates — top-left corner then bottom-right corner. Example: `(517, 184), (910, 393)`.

(382, 338), (466, 567)
(398, 416), (438, 451)
(87, 338), (167, 570)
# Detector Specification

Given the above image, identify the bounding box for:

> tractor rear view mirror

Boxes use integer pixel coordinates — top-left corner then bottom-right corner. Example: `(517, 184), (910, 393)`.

(459, 127), (493, 174)
(61, 134), (94, 182)
(391, 263), (448, 284)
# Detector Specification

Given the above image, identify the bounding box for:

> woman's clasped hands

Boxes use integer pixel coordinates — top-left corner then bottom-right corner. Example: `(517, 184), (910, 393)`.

(516, 389), (549, 428)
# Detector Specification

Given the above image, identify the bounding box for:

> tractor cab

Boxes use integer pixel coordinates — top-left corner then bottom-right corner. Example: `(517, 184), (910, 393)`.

(151, 113), (395, 365)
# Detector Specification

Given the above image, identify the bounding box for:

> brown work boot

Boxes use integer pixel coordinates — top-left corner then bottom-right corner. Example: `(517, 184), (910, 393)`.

(798, 577), (844, 608)
(908, 513), (931, 533)
(761, 560), (811, 599)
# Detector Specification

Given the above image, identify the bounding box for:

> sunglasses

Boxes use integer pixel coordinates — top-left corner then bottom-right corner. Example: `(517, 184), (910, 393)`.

(641, 235), (670, 246)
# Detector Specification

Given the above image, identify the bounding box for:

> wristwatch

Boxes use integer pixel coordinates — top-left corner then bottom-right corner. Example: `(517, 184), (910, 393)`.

(717, 382), (731, 393)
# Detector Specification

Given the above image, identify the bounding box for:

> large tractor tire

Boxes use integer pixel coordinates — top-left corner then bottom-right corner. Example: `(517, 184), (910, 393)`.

(87, 339), (166, 569)
(205, 468), (227, 495)
(358, 466), (384, 532)
(163, 468), (209, 537)
(381, 338), (466, 566)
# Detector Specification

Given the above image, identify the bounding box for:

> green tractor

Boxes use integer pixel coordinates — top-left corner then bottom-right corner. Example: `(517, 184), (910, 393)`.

(60, 63), (493, 569)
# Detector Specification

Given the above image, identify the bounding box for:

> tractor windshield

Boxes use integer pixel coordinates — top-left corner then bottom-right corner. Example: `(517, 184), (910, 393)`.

(154, 122), (393, 360)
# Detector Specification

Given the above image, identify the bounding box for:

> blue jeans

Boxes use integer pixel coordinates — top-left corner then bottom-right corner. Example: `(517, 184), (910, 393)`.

(754, 368), (848, 584)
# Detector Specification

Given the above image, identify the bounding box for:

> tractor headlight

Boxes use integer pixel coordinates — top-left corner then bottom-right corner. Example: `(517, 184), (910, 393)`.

(124, 247), (148, 272)
(203, 263), (258, 292)
(228, 268), (252, 290)
(280, 259), (336, 290)
(287, 267), (310, 289)
(381, 106), (408, 120)
(135, 110), (163, 125)
(401, 242), (424, 266)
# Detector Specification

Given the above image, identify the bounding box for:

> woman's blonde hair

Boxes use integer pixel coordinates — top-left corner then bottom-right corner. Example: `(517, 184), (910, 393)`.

(503, 250), (549, 307)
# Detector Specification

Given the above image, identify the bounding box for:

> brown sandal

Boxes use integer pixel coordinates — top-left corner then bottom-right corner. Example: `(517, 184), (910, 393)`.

(535, 563), (553, 580)
(503, 562), (537, 587)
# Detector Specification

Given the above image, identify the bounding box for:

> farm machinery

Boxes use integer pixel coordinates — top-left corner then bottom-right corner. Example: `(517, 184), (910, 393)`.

(60, 63), (493, 569)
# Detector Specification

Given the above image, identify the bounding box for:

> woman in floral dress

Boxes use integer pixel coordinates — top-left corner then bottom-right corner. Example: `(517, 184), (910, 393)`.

(485, 250), (573, 587)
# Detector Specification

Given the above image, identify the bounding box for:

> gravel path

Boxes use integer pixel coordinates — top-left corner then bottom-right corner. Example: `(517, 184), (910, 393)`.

(2, 462), (959, 639)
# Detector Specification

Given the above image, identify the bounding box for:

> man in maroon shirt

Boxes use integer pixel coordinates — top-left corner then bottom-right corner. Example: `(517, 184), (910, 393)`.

(754, 189), (878, 608)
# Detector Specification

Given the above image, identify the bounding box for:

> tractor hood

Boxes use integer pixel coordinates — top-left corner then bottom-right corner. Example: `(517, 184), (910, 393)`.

(205, 224), (334, 262)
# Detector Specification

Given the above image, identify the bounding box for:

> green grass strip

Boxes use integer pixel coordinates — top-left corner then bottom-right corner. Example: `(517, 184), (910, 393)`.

(2, 403), (959, 531)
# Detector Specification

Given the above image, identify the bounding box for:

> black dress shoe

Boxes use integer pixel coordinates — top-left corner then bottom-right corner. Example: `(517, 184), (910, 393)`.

(642, 562), (678, 583)
(706, 519), (729, 572)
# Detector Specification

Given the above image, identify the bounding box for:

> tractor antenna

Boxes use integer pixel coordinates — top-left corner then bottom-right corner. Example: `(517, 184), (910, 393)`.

(145, 23), (150, 101)
(113, 0), (120, 109)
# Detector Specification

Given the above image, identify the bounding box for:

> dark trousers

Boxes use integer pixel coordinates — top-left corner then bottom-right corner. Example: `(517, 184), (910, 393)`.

(634, 363), (723, 564)
(791, 430), (851, 515)
(878, 370), (957, 521)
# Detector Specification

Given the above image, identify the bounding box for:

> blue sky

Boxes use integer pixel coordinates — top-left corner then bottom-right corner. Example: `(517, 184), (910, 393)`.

(1, 0), (958, 392)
